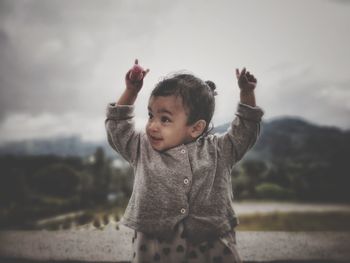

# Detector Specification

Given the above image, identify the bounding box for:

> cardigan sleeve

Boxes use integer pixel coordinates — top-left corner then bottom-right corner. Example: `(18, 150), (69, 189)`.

(105, 102), (141, 166)
(217, 102), (264, 169)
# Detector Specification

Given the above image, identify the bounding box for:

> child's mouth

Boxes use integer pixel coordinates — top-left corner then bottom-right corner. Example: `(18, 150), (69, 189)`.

(149, 134), (163, 144)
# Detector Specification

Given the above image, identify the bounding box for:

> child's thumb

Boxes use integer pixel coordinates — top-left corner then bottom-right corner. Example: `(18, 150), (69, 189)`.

(235, 69), (240, 79)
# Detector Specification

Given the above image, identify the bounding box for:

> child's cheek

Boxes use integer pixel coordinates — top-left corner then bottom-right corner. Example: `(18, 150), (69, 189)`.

(163, 128), (172, 140)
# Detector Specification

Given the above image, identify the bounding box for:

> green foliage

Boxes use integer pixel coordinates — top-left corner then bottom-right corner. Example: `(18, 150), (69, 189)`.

(29, 163), (81, 197)
(0, 147), (135, 230)
(2, 116), (350, 228)
(249, 118), (350, 202)
(255, 183), (295, 200)
(90, 147), (112, 203)
(232, 155), (350, 202)
(237, 212), (350, 231)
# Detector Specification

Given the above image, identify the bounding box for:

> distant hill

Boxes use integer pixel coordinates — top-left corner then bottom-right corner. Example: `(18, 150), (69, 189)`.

(0, 135), (118, 159)
(214, 117), (350, 163)
(214, 117), (350, 202)
(1, 117), (349, 164)
(1, 116), (349, 203)
(253, 117), (349, 161)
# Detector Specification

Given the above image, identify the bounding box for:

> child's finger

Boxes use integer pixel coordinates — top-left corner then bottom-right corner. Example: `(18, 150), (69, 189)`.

(143, 68), (150, 77)
(236, 68), (241, 79)
(125, 69), (132, 80)
(240, 68), (247, 83)
(242, 74), (249, 83)
(248, 74), (257, 83)
(247, 73), (254, 81)
(134, 58), (138, 65)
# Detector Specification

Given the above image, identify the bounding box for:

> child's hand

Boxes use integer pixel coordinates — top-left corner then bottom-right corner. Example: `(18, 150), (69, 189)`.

(125, 59), (150, 93)
(236, 67), (257, 92)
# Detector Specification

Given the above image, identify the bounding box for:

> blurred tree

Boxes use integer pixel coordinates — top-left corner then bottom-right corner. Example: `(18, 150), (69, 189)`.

(29, 163), (80, 197)
(90, 147), (112, 204)
(113, 166), (134, 199)
(233, 160), (268, 199)
(255, 182), (295, 200)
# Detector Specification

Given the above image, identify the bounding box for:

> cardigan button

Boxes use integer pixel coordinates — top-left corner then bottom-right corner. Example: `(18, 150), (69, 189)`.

(180, 149), (186, 154)
(180, 208), (186, 214)
(184, 178), (189, 185)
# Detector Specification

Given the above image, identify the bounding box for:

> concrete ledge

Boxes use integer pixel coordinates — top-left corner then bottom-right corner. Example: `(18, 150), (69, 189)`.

(1, 223), (350, 262)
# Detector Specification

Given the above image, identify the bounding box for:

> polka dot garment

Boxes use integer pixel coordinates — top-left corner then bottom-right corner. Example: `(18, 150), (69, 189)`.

(131, 221), (242, 263)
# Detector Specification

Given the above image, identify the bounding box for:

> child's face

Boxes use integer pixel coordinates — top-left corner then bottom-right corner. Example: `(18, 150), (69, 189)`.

(146, 95), (194, 152)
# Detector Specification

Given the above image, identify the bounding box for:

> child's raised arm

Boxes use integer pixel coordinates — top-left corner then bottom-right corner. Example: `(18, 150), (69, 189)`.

(217, 67), (263, 168)
(117, 59), (150, 105)
(105, 59), (149, 166)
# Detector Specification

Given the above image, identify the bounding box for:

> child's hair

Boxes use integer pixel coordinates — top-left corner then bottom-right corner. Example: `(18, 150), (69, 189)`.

(151, 73), (217, 133)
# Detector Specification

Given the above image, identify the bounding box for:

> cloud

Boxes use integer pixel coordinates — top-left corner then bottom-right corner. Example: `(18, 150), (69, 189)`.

(0, 0), (349, 144)
(0, 111), (105, 144)
(0, 0), (173, 121)
(261, 65), (350, 129)
(329, 0), (350, 5)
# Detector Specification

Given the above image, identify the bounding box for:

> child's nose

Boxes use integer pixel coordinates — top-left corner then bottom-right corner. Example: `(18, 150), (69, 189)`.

(148, 120), (159, 131)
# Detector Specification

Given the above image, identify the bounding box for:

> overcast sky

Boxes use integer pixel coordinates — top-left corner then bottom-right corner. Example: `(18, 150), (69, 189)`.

(0, 0), (349, 144)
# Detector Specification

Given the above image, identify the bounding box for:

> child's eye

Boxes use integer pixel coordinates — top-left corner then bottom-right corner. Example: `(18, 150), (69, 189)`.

(161, 116), (171, 123)
(148, 112), (153, 119)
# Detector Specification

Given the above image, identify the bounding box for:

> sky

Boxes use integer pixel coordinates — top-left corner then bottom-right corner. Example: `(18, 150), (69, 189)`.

(0, 0), (349, 144)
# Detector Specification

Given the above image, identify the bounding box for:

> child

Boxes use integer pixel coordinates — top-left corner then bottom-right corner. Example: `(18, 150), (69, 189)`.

(105, 59), (264, 263)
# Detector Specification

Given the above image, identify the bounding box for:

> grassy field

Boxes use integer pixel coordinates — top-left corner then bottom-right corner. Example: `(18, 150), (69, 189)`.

(236, 211), (350, 231)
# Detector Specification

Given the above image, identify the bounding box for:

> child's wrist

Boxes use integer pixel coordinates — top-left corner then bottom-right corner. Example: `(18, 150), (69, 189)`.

(240, 90), (256, 107)
(117, 88), (139, 105)
(239, 88), (255, 95)
(125, 87), (140, 97)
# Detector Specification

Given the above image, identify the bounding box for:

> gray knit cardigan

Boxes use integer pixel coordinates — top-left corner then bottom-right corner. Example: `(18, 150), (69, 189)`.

(105, 102), (264, 245)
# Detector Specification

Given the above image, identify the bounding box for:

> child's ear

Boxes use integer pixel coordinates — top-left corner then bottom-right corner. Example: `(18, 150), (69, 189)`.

(190, 120), (206, 138)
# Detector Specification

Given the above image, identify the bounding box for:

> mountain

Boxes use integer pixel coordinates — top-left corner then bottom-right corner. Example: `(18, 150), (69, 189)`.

(1, 116), (349, 202)
(0, 135), (118, 159)
(214, 117), (350, 202)
(254, 117), (350, 160)
(1, 117), (349, 163)
(214, 117), (350, 163)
